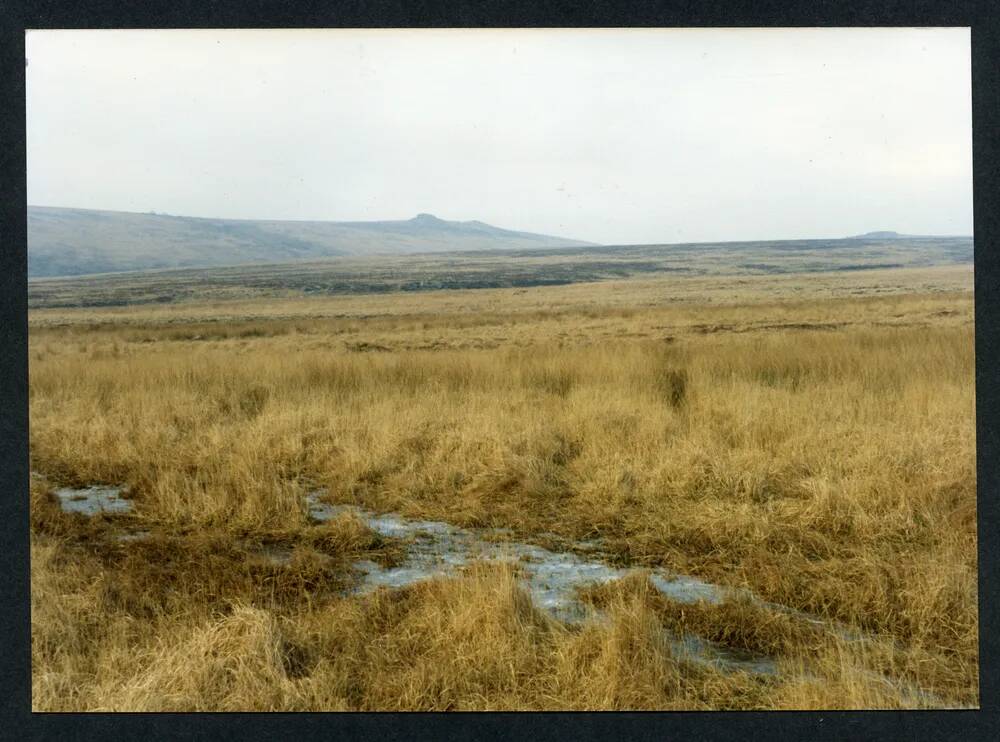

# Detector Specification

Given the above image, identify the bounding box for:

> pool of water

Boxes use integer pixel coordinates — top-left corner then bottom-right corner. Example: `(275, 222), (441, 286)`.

(53, 485), (133, 515)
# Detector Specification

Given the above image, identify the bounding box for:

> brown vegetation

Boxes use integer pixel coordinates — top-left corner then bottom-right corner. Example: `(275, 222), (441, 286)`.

(29, 266), (977, 710)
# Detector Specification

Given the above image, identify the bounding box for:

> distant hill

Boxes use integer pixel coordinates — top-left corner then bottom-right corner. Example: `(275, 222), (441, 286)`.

(849, 231), (906, 239)
(845, 230), (969, 240)
(27, 206), (597, 277)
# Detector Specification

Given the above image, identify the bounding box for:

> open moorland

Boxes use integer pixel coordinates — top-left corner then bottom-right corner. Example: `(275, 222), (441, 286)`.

(28, 234), (972, 308)
(29, 259), (977, 710)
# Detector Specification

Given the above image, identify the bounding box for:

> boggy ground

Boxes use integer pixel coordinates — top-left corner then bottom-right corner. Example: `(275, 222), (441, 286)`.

(28, 266), (977, 710)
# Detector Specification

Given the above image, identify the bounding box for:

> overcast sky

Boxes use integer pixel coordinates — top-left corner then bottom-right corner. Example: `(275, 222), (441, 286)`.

(26, 28), (972, 244)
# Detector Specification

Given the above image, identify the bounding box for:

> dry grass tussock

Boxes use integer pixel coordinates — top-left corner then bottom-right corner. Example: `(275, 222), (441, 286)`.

(29, 274), (977, 709)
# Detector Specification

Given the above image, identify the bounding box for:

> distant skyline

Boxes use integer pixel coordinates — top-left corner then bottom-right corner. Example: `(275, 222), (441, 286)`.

(26, 28), (973, 245)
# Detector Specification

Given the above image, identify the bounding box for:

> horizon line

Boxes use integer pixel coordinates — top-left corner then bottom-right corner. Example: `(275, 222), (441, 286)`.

(25, 203), (974, 245)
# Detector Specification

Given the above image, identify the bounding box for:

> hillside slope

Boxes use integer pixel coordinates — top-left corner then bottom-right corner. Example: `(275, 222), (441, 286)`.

(27, 206), (596, 277)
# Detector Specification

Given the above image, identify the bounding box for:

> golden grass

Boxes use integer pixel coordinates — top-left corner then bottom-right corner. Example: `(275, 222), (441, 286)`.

(29, 268), (977, 710)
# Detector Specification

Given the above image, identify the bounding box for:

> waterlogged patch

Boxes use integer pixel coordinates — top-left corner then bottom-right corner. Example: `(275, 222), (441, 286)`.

(671, 634), (779, 676)
(53, 485), (132, 515)
(649, 573), (727, 605)
(307, 492), (730, 612)
(115, 529), (150, 543)
(247, 544), (295, 566)
(306, 498), (952, 700)
(305, 491), (776, 674)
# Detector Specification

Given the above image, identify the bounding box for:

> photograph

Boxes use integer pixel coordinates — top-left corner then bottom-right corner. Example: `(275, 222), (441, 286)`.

(25, 27), (976, 711)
